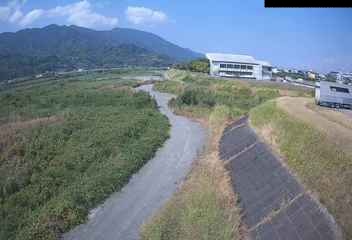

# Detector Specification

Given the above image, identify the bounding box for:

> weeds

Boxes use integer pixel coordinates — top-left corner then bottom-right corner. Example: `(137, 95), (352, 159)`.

(0, 74), (170, 240)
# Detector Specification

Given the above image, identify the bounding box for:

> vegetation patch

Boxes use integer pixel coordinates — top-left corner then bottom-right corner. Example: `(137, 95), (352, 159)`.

(154, 80), (184, 95)
(161, 70), (280, 118)
(250, 100), (352, 239)
(174, 58), (210, 73)
(0, 74), (170, 240)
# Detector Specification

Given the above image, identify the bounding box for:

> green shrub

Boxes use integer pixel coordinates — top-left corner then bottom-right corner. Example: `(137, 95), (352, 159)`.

(174, 85), (278, 112)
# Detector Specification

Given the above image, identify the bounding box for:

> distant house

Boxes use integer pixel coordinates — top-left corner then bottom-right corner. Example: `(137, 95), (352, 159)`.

(285, 76), (293, 81)
(307, 72), (316, 80)
(342, 73), (352, 82)
(319, 73), (326, 79)
(315, 81), (352, 109)
(327, 71), (342, 81)
(272, 68), (280, 74)
(206, 53), (272, 80)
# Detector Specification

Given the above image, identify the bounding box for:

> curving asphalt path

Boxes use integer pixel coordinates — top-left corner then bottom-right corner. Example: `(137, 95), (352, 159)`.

(63, 84), (206, 240)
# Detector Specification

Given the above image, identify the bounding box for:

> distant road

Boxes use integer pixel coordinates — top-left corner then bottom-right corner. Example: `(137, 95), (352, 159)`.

(63, 84), (206, 240)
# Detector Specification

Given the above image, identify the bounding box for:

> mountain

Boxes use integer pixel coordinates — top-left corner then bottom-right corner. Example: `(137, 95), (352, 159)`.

(0, 24), (203, 81)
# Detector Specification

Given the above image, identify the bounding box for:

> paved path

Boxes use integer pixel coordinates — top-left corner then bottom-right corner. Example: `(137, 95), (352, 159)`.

(63, 85), (206, 240)
(220, 117), (340, 240)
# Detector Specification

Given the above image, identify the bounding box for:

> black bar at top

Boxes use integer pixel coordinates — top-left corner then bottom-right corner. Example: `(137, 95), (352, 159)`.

(265, 0), (352, 7)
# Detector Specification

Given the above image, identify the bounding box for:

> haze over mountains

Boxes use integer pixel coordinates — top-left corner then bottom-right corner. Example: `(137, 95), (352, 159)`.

(0, 24), (202, 81)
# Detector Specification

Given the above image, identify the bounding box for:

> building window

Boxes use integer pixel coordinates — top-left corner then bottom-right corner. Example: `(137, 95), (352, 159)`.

(219, 71), (253, 76)
(247, 65), (253, 70)
(227, 64), (233, 68)
(240, 65), (246, 69)
(234, 65), (240, 69)
(220, 64), (226, 68)
(330, 86), (349, 93)
(263, 66), (272, 71)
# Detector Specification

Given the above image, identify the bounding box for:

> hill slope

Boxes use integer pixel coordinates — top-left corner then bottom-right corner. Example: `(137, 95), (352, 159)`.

(0, 25), (202, 81)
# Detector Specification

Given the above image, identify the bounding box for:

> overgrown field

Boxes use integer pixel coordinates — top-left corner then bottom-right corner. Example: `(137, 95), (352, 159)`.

(155, 69), (313, 118)
(250, 100), (352, 239)
(0, 72), (170, 240)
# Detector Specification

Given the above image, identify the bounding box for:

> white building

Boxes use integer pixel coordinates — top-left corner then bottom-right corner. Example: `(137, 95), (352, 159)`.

(272, 68), (280, 74)
(206, 53), (272, 80)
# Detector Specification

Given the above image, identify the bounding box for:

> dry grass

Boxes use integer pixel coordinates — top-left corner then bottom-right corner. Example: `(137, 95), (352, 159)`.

(0, 116), (63, 135)
(0, 116), (64, 160)
(307, 103), (352, 130)
(250, 99), (352, 239)
(98, 84), (134, 92)
(259, 124), (279, 151)
(277, 97), (352, 156)
(141, 106), (241, 240)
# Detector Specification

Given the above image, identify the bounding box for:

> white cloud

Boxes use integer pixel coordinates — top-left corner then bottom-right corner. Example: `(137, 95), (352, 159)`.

(0, 6), (11, 21)
(48, 1), (118, 29)
(0, 0), (118, 29)
(126, 6), (167, 25)
(0, 0), (25, 21)
(9, 9), (23, 23)
(19, 9), (43, 26)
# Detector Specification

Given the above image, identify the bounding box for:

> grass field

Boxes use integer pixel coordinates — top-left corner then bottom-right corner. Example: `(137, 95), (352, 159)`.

(0, 71), (170, 240)
(250, 99), (352, 239)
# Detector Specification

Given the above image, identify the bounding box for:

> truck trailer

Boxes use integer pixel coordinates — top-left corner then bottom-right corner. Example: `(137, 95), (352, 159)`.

(315, 81), (352, 109)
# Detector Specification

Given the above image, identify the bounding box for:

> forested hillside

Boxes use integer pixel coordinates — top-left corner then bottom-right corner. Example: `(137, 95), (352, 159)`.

(0, 25), (202, 81)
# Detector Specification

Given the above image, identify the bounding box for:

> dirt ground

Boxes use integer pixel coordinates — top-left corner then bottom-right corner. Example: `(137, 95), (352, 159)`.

(277, 97), (352, 156)
(0, 116), (63, 136)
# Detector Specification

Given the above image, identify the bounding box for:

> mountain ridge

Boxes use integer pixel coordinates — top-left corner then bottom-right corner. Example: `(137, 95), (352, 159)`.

(0, 24), (202, 81)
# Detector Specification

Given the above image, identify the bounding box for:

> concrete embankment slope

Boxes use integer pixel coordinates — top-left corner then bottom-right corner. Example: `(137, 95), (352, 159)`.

(220, 117), (339, 240)
(64, 84), (206, 240)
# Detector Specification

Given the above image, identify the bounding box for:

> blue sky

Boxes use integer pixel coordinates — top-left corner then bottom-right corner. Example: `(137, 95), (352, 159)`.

(0, 0), (351, 73)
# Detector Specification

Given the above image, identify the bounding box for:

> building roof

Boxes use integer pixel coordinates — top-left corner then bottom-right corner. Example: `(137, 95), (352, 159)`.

(206, 53), (271, 66)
